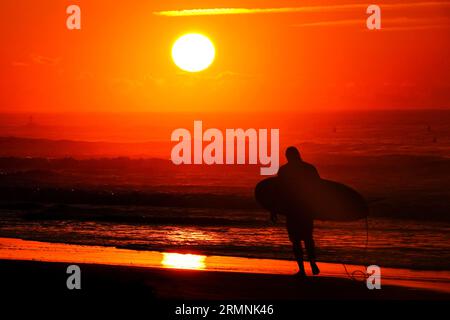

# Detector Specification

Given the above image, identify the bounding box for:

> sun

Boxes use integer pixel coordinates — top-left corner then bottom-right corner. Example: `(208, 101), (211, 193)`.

(172, 33), (215, 72)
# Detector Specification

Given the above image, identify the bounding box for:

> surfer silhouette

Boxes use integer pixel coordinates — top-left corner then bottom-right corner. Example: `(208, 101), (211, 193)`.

(276, 146), (321, 277)
(256, 147), (368, 276)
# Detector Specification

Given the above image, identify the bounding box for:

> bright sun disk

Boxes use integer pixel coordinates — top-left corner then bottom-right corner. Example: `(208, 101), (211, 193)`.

(172, 33), (215, 72)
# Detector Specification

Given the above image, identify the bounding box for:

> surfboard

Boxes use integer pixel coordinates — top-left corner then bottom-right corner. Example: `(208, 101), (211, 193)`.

(255, 177), (368, 221)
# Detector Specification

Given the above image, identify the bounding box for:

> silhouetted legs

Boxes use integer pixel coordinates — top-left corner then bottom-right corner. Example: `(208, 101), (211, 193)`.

(304, 238), (320, 275)
(292, 241), (306, 276)
(292, 238), (320, 276)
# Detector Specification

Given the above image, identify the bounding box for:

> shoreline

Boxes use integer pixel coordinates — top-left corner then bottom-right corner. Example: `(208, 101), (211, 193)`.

(1, 237), (449, 297)
(2, 259), (449, 302)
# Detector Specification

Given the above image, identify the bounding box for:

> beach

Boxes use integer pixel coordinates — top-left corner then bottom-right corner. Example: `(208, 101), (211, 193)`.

(1, 237), (449, 303)
(2, 0), (450, 316)
(3, 259), (449, 301)
(0, 111), (449, 309)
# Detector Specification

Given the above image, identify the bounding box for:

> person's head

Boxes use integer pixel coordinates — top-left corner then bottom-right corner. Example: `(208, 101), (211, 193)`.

(285, 146), (302, 163)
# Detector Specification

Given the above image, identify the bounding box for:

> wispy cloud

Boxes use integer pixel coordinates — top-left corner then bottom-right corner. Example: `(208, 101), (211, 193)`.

(11, 61), (29, 67)
(30, 54), (61, 66)
(154, 2), (450, 17)
(383, 23), (450, 31)
(11, 54), (61, 68)
(292, 19), (364, 28)
(292, 17), (450, 29)
(154, 5), (365, 17)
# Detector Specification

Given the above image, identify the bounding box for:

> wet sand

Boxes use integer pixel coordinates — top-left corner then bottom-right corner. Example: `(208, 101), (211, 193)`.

(0, 237), (449, 302)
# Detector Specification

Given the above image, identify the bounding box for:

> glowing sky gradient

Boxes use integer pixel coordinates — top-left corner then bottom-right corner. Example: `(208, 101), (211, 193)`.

(1, 0), (449, 112)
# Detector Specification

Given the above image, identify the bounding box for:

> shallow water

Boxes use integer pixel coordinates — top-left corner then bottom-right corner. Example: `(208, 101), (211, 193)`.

(1, 208), (449, 270)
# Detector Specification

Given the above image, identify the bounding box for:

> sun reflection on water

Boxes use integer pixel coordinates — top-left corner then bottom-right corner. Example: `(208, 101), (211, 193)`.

(161, 252), (206, 270)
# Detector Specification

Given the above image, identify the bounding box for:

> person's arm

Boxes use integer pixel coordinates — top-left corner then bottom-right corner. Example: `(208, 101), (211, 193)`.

(270, 212), (278, 224)
(272, 165), (285, 223)
(313, 167), (320, 178)
(309, 164), (320, 179)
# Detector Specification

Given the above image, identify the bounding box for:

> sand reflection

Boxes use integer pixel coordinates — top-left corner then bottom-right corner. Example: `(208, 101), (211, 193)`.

(161, 253), (206, 270)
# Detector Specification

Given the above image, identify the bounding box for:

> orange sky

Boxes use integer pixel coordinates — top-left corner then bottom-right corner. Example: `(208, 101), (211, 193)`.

(1, 0), (450, 113)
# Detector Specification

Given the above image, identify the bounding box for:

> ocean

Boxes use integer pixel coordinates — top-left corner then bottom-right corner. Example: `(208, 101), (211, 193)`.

(1, 206), (449, 270)
(0, 110), (449, 270)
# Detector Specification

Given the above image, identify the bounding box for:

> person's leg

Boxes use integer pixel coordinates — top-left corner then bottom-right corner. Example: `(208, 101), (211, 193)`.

(292, 241), (306, 276)
(305, 238), (320, 275)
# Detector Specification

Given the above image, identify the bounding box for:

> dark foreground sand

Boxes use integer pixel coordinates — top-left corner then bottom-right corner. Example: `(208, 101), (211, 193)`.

(2, 259), (448, 301)
(2, 259), (449, 318)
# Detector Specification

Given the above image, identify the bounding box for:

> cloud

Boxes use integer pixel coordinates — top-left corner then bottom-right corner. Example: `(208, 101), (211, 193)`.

(292, 19), (364, 28)
(382, 24), (450, 31)
(154, 2), (450, 17)
(11, 61), (29, 67)
(10, 54), (61, 68)
(154, 5), (365, 17)
(30, 54), (61, 66)
(291, 17), (450, 29)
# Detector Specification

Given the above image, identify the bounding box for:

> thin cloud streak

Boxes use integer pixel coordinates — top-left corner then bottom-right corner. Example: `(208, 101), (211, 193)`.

(154, 6), (363, 17)
(291, 17), (450, 28)
(383, 24), (450, 30)
(292, 19), (365, 28)
(154, 2), (450, 17)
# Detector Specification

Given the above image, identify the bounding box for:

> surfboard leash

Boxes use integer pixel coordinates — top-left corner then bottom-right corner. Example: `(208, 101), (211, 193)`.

(341, 216), (370, 281)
